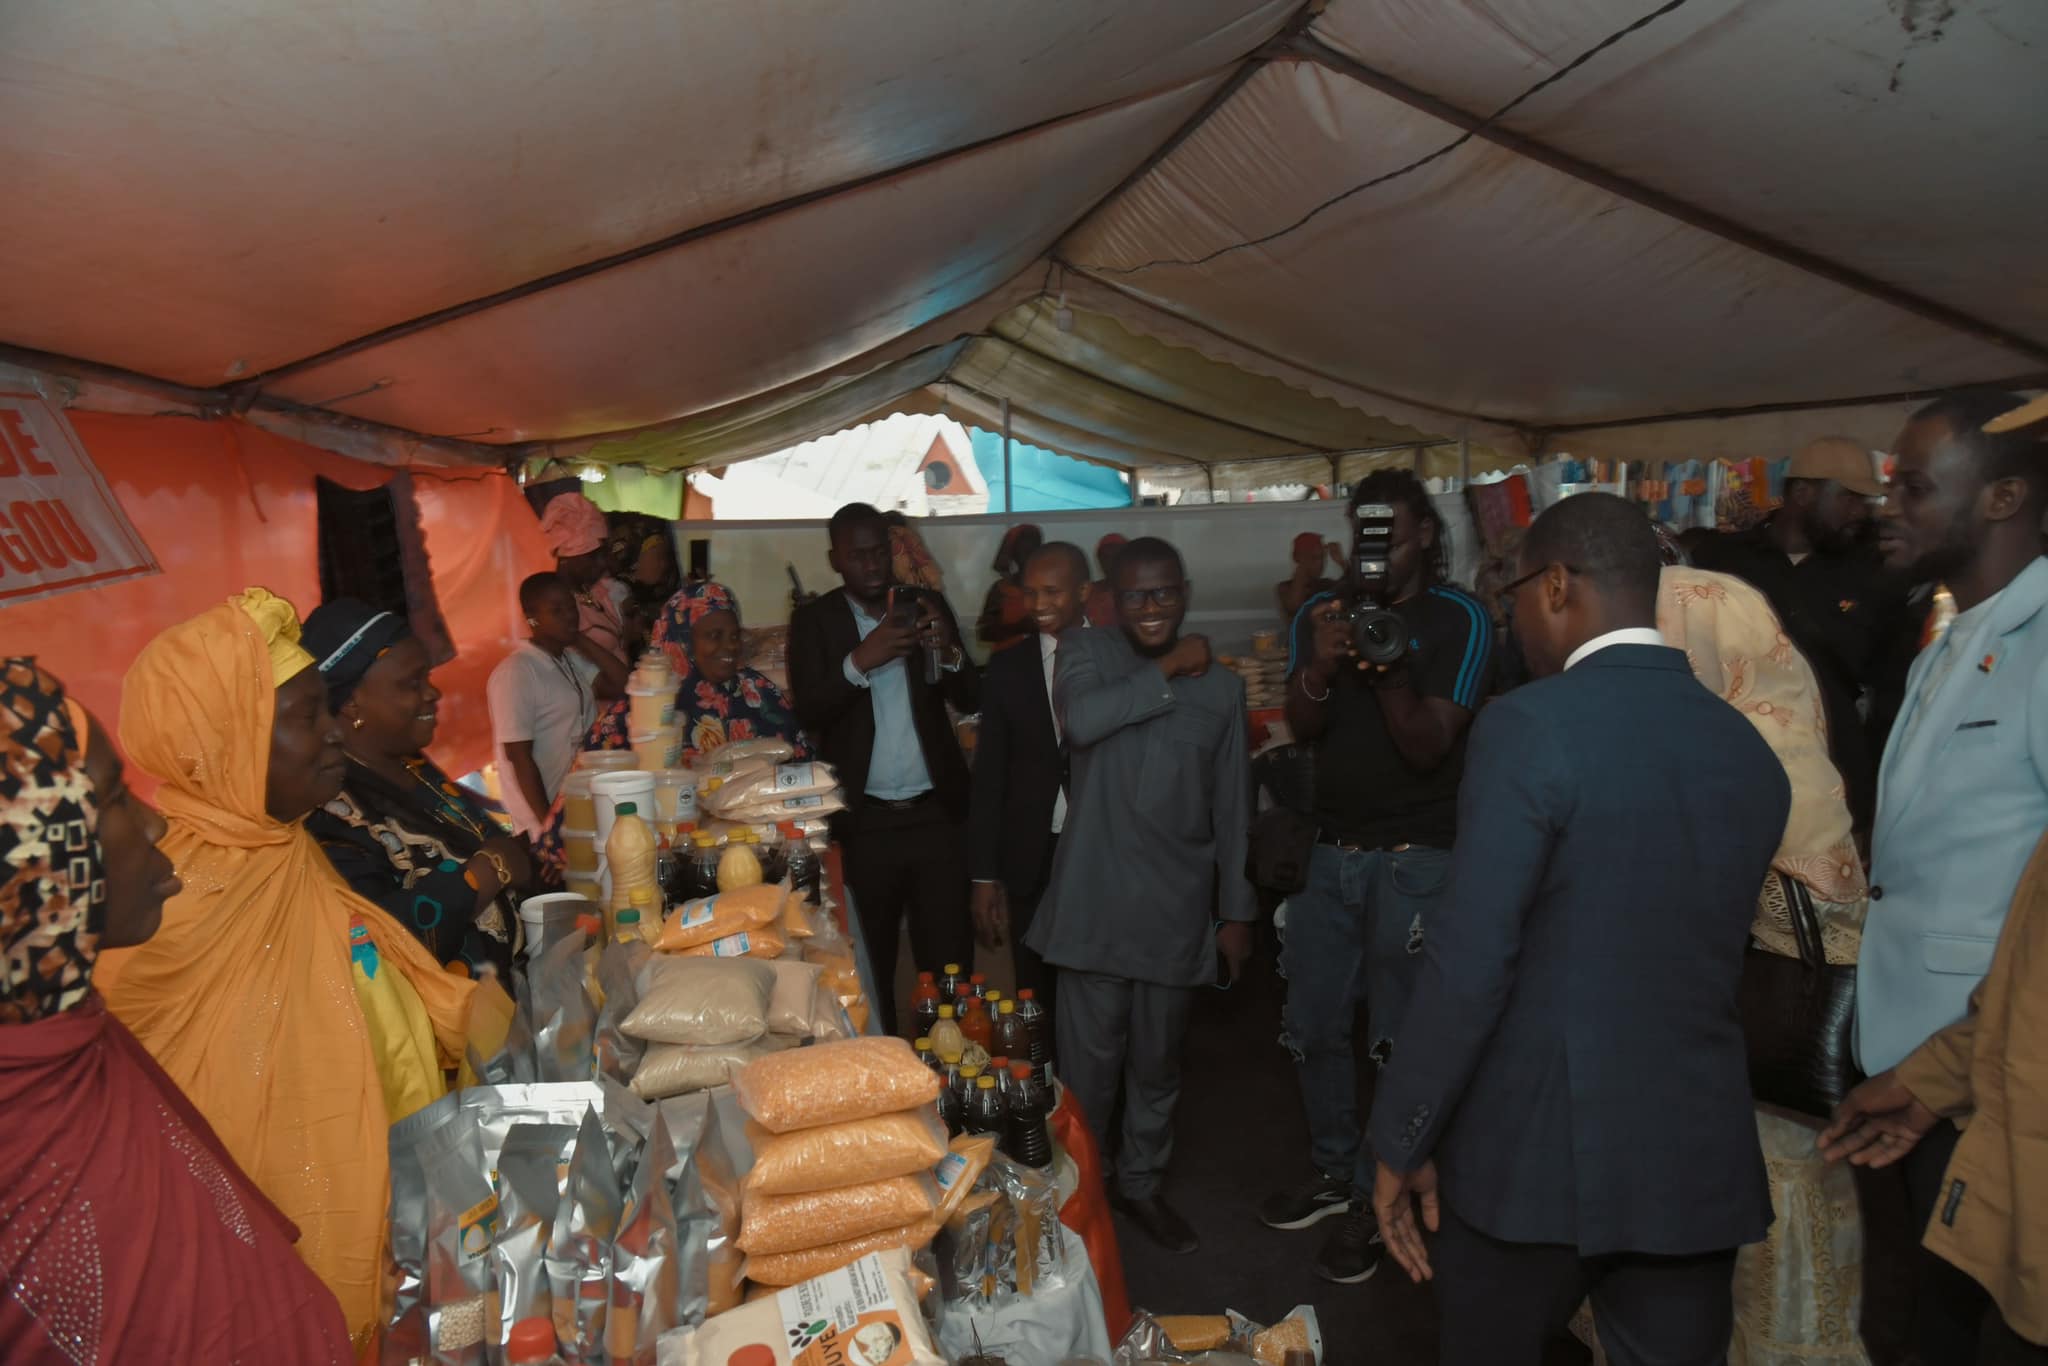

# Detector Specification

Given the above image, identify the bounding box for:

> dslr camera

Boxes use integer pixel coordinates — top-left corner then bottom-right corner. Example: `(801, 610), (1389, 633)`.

(1345, 502), (1410, 667)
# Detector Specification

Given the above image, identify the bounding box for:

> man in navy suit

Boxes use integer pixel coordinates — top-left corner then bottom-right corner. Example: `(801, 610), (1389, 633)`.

(967, 541), (1090, 1020)
(1368, 493), (1791, 1366)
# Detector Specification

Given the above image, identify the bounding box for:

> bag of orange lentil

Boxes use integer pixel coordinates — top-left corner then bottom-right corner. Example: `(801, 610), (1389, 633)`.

(736, 1174), (939, 1256)
(742, 1108), (949, 1196)
(676, 924), (787, 960)
(742, 1218), (941, 1287)
(655, 885), (784, 951)
(731, 1037), (940, 1134)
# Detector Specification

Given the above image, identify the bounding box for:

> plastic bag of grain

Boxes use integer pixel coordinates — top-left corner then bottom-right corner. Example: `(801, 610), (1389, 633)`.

(630, 1035), (800, 1100)
(742, 1219), (941, 1287)
(621, 956), (773, 1046)
(676, 924), (787, 961)
(742, 1108), (948, 1196)
(731, 1037), (940, 1134)
(761, 959), (824, 1038)
(736, 1174), (939, 1255)
(654, 885), (784, 952)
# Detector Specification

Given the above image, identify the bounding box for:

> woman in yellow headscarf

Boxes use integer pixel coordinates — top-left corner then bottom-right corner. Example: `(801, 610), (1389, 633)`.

(94, 589), (513, 1352)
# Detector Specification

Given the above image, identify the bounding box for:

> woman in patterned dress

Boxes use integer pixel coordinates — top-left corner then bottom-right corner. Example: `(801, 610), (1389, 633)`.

(302, 599), (533, 984)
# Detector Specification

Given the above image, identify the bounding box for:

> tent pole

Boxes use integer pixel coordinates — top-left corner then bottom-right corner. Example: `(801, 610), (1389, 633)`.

(1001, 398), (1014, 515)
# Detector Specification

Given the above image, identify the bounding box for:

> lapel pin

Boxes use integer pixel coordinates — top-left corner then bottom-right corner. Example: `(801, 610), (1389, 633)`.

(1979, 654), (1996, 674)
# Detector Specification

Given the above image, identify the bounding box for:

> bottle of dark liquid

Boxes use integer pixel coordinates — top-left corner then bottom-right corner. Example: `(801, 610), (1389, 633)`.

(967, 972), (988, 1003)
(966, 1074), (1007, 1139)
(993, 1000), (1030, 1065)
(988, 1056), (1013, 1110)
(936, 1052), (966, 1136)
(1015, 988), (1050, 1067)
(938, 962), (968, 1007)
(952, 1064), (982, 1123)
(1005, 1060), (1054, 1168)
(913, 1037), (938, 1073)
(911, 972), (941, 1040)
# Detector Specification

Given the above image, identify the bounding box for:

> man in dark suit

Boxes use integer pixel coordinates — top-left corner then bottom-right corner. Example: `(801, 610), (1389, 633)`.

(967, 541), (1088, 1021)
(1369, 493), (1791, 1366)
(789, 502), (979, 1034)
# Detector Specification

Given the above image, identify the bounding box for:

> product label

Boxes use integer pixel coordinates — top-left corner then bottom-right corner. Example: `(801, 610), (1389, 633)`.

(711, 932), (751, 958)
(678, 897), (717, 930)
(458, 1192), (499, 1258)
(783, 795), (824, 810)
(778, 1254), (915, 1365)
(774, 762), (816, 792)
(931, 1151), (970, 1195)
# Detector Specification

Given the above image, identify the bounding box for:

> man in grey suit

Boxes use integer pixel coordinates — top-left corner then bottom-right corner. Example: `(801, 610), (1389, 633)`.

(1369, 494), (1790, 1366)
(1025, 536), (1255, 1254)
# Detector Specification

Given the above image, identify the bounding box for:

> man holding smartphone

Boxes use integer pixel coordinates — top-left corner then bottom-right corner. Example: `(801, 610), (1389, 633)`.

(790, 502), (979, 1035)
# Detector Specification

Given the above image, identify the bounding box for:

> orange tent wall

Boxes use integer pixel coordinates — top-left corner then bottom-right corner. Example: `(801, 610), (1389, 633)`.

(2, 411), (551, 782)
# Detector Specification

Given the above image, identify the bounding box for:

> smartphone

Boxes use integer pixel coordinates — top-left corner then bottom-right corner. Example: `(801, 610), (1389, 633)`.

(888, 586), (921, 630)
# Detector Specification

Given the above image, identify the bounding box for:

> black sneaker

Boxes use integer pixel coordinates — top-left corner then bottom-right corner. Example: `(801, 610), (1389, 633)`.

(1258, 1173), (1353, 1230)
(1313, 1206), (1382, 1285)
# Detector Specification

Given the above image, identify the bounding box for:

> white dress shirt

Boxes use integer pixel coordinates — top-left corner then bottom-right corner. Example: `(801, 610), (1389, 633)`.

(1563, 626), (1667, 671)
(1042, 631), (1067, 834)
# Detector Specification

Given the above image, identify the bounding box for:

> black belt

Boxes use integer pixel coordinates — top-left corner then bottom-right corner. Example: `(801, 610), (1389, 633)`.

(1317, 832), (1412, 853)
(862, 791), (937, 811)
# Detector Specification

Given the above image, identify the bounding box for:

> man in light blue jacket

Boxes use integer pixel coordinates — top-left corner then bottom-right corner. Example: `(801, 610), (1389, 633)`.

(1857, 387), (2048, 1363)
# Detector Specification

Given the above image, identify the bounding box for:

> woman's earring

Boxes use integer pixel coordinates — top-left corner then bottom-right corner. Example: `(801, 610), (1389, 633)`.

(527, 617), (539, 626)
(351, 717), (364, 730)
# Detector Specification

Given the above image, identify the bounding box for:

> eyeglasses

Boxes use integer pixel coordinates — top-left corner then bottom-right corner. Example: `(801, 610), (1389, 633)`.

(1495, 563), (1578, 618)
(1117, 585), (1185, 610)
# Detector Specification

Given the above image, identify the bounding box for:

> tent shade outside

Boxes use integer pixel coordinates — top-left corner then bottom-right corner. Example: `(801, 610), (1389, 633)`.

(1, 0), (2043, 481)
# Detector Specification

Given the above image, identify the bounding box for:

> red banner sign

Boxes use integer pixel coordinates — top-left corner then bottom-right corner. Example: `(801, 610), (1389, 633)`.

(0, 394), (159, 605)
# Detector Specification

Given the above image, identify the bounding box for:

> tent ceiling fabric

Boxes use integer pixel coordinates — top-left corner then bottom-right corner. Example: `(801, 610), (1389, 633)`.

(2, 0), (2042, 472)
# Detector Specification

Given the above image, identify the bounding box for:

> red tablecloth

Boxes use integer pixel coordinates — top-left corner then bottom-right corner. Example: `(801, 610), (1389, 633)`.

(1050, 1088), (1131, 1341)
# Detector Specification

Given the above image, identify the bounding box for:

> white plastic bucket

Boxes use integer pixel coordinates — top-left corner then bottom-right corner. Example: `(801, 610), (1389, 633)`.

(518, 891), (593, 958)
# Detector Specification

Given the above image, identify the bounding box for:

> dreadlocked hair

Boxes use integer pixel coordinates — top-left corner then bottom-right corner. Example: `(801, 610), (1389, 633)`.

(1350, 467), (1447, 587)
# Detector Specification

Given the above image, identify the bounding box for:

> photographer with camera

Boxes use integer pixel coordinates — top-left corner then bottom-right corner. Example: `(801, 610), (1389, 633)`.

(1259, 469), (1497, 1285)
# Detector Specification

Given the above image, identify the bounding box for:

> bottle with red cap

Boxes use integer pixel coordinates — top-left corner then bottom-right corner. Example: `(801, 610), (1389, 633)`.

(1005, 1060), (1055, 1169)
(506, 1317), (568, 1365)
(967, 971), (989, 1002)
(1015, 987), (1050, 1067)
(910, 971), (941, 1040)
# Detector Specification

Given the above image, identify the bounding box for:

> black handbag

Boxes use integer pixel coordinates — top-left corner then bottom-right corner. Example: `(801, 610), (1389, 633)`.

(1247, 744), (1319, 894)
(1739, 872), (1860, 1119)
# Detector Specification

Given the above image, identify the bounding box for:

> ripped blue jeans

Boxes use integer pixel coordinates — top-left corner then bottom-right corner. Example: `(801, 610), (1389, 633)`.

(1278, 842), (1451, 1197)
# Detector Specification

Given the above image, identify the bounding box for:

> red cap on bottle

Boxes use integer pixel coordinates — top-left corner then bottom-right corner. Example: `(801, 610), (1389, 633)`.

(1011, 1061), (1034, 1080)
(506, 1317), (558, 1363)
(917, 970), (934, 983)
(991, 1056), (1009, 1070)
(1017, 988), (1036, 1000)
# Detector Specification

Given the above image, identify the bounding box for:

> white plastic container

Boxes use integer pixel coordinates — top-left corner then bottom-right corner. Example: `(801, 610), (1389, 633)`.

(518, 890), (593, 959)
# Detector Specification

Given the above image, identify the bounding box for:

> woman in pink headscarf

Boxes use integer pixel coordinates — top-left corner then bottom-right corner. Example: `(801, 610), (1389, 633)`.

(539, 491), (633, 668)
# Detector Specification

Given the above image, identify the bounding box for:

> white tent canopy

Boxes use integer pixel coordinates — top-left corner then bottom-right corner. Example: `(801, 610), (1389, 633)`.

(4, 0), (2043, 472)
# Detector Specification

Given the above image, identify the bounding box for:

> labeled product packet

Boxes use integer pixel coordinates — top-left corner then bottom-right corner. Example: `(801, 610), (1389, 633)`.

(596, 937), (654, 1084)
(386, 1091), (463, 1361)
(547, 1106), (623, 1363)
(531, 930), (598, 1083)
(490, 1121), (577, 1358)
(611, 1109), (683, 1365)
(654, 1249), (945, 1366)
(419, 1109), (500, 1365)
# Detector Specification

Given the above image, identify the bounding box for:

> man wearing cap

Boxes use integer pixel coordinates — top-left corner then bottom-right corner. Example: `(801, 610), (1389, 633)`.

(1691, 436), (1916, 836)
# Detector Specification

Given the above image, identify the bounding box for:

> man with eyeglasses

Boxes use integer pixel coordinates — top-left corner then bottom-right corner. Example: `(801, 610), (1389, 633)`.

(1024, 536), (1254, 1255)
(1260, 469), (1495, 1286)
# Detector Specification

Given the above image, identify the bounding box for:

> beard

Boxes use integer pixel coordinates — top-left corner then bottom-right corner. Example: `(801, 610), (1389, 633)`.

(1124, 626), (1177, 658)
